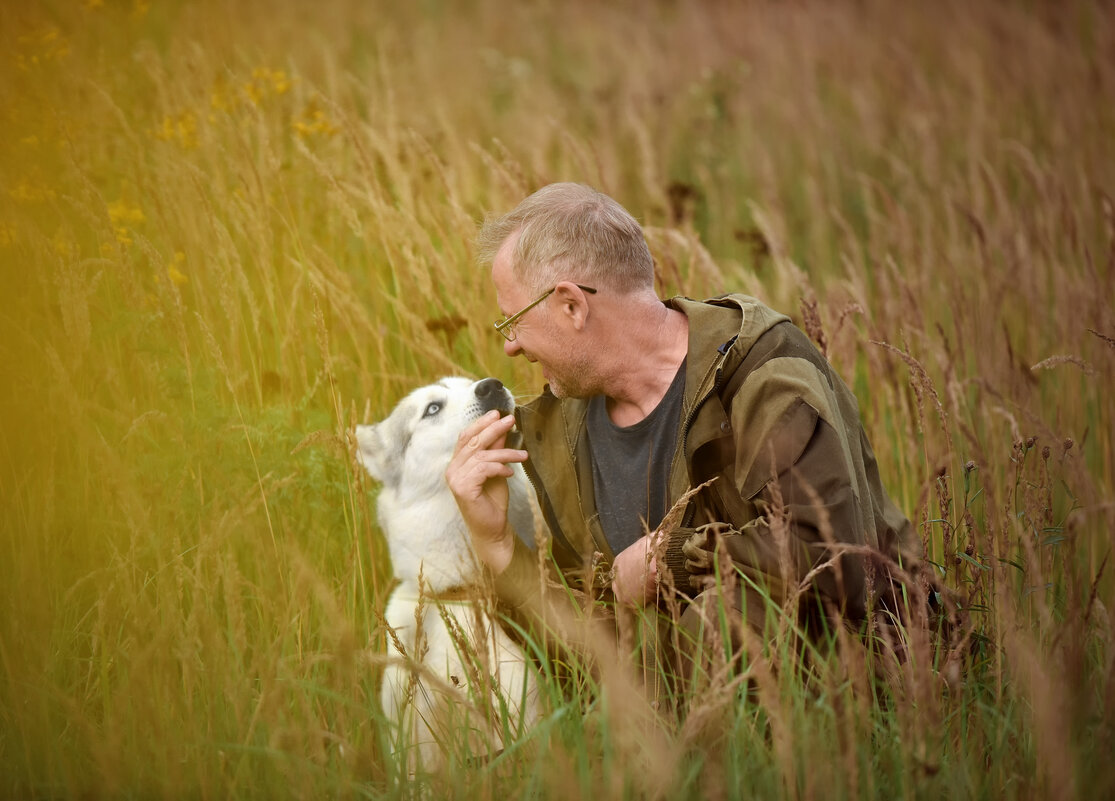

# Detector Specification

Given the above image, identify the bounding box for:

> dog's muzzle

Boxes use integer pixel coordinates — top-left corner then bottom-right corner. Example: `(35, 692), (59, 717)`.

(474, 378), (514, 416)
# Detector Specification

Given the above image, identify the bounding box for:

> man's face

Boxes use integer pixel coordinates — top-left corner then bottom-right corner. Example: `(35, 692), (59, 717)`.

(491, 240), (599, 399)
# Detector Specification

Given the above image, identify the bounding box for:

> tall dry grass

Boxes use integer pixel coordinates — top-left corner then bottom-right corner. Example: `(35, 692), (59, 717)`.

(1, 0), (1112, 798)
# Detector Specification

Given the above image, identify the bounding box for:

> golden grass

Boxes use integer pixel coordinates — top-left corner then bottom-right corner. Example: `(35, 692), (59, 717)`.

(1, 0), (1113, 798)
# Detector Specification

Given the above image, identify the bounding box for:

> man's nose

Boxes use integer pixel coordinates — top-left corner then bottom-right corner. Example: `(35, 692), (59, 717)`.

(503, 337), (522, 358)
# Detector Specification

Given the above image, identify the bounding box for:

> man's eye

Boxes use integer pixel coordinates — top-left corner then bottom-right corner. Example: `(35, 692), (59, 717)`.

(423, 402), (442, 418)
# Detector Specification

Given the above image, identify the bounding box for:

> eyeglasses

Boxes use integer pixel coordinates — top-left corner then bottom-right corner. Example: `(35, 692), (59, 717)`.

(493, 284), (597, 342)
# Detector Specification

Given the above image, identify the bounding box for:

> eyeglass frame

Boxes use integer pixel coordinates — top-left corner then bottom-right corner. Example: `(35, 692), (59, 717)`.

(493, 283), (598, 342)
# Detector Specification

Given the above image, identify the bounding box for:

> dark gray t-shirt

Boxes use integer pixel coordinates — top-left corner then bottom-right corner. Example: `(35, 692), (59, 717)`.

(587, 361), (687, 554)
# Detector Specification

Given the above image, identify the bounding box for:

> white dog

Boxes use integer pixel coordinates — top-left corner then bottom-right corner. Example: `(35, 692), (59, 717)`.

(356, 377), (540, 772)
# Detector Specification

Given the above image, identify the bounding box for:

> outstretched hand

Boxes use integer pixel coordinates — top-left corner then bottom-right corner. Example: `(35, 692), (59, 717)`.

(446, 410), (528, 575)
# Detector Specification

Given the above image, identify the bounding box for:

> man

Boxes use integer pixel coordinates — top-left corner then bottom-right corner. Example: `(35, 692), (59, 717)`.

(447, 183), (923, 678)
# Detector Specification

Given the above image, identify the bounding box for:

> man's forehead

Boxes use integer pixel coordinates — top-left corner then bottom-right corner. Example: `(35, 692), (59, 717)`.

(491, 248), (523, 310)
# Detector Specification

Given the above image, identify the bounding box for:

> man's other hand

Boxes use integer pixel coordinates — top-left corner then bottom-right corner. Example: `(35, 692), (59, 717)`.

(611, 532), (661, 606)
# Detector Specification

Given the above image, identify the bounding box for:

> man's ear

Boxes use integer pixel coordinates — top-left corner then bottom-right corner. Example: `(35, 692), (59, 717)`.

(553, 282), (591, 331)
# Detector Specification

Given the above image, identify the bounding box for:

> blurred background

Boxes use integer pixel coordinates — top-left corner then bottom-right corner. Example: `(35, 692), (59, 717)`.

(1, 1), (1112, 798)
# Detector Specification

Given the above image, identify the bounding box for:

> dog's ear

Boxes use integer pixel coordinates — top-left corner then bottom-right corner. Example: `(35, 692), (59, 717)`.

(354, 422), (401, 488)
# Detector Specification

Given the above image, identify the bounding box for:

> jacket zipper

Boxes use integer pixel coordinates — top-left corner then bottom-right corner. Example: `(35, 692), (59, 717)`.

(677, 339), (735, 528)
(516, 406), (579, 562)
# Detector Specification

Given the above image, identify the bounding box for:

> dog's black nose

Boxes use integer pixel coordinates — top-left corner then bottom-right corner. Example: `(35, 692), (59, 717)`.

(474, 378), (504, 398)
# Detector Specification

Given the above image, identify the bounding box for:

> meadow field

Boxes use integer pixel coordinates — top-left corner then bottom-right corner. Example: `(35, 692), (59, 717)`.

(1, 0), (1113, 798)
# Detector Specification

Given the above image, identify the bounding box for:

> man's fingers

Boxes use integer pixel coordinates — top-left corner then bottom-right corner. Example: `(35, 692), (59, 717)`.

(450, 443), (528, 478)
(456, 410), (510, 448)
(451, 412), (527, 467)
(450, 460), (514, 497)
(481, 445), (529, 462)
(446, 414), (525, 504)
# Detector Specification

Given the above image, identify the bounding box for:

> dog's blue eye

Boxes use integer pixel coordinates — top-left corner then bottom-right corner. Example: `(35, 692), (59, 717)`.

(423, 402), (442, 418)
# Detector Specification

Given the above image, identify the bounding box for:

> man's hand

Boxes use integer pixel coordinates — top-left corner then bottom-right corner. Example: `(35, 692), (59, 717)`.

(611, 531), (662, 606)
(446, 410), (528, 575)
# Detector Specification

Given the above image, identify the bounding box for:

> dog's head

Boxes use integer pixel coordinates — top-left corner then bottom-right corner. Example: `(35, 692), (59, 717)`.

(355, 377), (516, 496)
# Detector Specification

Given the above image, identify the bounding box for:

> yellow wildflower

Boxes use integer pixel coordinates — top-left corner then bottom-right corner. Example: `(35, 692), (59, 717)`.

(166, 252), (188, 286)
(107, 200), (144, 249)
(293, 101), (338, 139)
(154, 116), (176, 141)
(9, 179), (56, 204)
(244, 77), (264, 106)
(153, 112), (199, 149)
(15, 26), (69, 70)
(269, 69), (291, 95)
(108, 200), (145, 227)
(244, 68), (293, 105)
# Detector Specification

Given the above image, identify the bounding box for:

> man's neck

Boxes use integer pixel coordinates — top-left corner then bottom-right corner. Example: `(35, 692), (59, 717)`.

(599, 302), (689, 427)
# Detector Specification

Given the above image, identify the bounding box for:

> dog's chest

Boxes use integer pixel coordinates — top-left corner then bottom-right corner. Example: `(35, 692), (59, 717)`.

(381, 504), (481, 591)
(383, 591), (494, 665)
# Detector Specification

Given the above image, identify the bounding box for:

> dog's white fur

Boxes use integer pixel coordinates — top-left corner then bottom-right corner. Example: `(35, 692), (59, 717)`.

(356, 377), (539, 771)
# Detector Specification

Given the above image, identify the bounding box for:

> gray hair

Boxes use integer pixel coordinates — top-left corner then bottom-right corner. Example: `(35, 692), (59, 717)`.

(476, 183), (654, 294)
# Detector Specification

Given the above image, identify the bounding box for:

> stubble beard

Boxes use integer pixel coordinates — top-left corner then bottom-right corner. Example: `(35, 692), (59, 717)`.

(544, 348), (600, 400)
(530, 309), (604, 400)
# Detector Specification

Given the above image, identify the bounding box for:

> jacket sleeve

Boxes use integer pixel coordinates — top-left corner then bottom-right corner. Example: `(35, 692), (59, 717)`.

(660, 335), (876, 619)
(491, 535), (545, 608)
(667, 408), (872, 617)
(491, 523), (617, 646)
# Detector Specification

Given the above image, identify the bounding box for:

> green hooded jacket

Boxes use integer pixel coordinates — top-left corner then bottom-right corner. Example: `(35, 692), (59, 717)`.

(497, 294), (920, 629)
